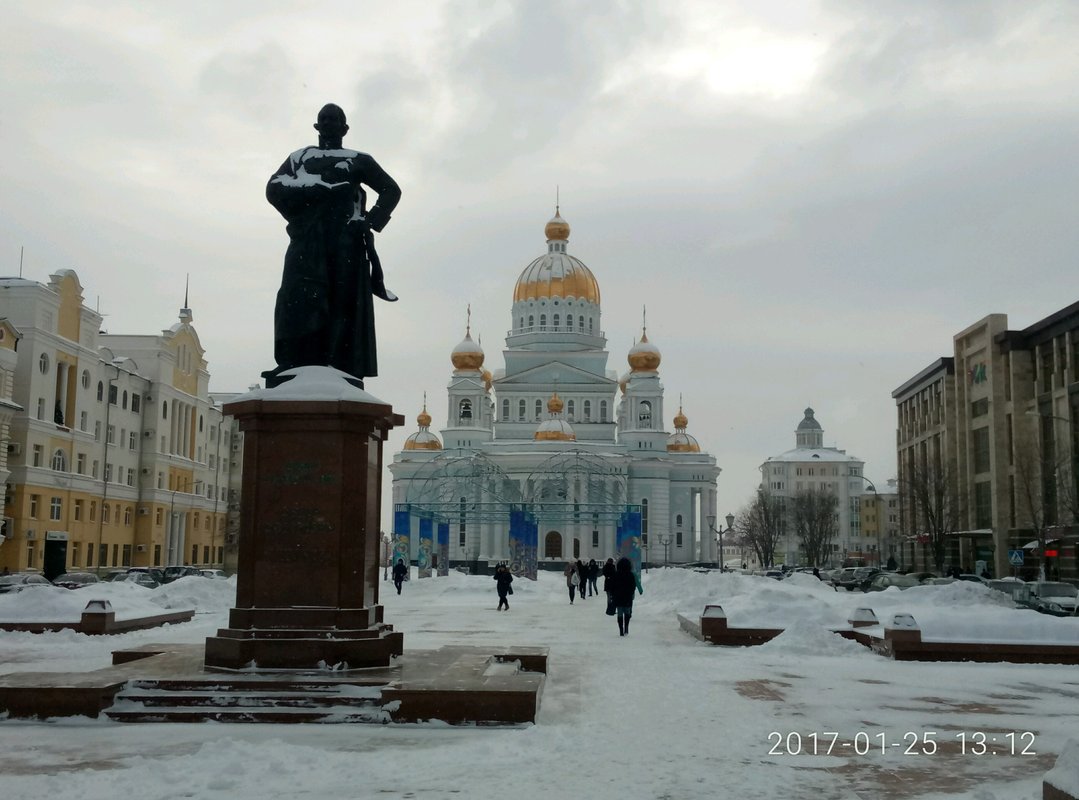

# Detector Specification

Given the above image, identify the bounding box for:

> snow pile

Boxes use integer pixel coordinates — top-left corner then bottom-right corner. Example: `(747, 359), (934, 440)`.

(0, 582), (176, 623)
(152, 575), (236, 613)
(1045, 739), (1079, 797)
(758, 618), (870, 658)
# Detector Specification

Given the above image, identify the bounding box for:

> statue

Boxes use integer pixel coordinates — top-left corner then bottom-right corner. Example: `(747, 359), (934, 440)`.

(265, 103), (401, 387)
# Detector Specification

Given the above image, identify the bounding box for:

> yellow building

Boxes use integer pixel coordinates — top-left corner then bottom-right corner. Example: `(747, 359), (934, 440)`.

(0, 270), (240, 575)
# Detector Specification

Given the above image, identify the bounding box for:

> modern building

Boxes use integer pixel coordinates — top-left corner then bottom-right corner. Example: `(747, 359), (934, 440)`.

(893, 302), (1079, 579)
(389, 210), (720, 569)
(760, 408), (872, 567)
(0, 270), (241, 575)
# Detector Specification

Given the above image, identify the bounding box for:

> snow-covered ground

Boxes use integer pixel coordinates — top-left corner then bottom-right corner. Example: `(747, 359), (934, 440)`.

(1, 568), (1077, 800)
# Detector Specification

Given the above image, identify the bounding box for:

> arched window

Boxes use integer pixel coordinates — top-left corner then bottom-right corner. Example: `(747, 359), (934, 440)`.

(97, 381), (104, 402)
(583, 400), (591, 421)
(539, 314), (547, 330)
(39, 353), (50, 374)
(676, 514), (683, 528)
(528, 315), (534, 328)
(518, 399), (526, 420)
(103, 504), (111, 524)
(519, 317), (524, 330)
(600, 400), (608, 422)
(579, 315), (585, 332)
(501, 399), (510, 421)
(459, 399), (472, 421)
(544, 531), (562, 559)
(51, 449), (68, 472)
(162, 401), (168, 420)
(589, 318), (593, 333)
(567, 400), (575, 421)
(553, 313), (560, 329)
(81, 370), (91, 389)
(535, 399), (543, 420)
(124, 507), (133, 525)
(639, 400), (652, 428)
(122, 390), (128, 410)
(89, 501), (97, 522)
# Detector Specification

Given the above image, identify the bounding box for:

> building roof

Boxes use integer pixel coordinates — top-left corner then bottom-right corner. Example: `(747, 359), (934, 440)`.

(765, 447), (862, 464)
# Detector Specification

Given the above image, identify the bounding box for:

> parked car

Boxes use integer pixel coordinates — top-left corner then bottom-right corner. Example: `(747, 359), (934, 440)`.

(837, 567), (879, 591)
(162, 565), (205, 583)
(1028, 582), (1079, 615)
(52, 572), (101, 590)
(0, 573), (52, 594)
(862, 573), (921, 592)
(999, 583), (1075, 617)
(200, 569), (228, 579)
(105, 570), (160, 588)
(830, 567), (859, 589)
(957, 574), (989, 584)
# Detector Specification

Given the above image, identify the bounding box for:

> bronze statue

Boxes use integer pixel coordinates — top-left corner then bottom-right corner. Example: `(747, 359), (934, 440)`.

(265, 103), (401, 387)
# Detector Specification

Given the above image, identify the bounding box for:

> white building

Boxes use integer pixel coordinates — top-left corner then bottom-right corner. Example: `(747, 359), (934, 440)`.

(389, 211), (720, 568)
(760, 408), (870, 567)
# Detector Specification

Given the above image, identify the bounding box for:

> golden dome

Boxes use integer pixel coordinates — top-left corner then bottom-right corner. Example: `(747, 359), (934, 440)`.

(666, 432), (701, 453)
(628, 330), (661, 372)
(547, 391), (564, 413)
(619, 371), (630, 395)
(404, 399), (441, 450)
(451, 328), (484, 371)
(417, 408), (432, 428)
(535, 419), (576, 442)
(481, 368), (493, 392)
(513, 211), (601, 305)
(545, 211), (570, 241)
(673, 408), (688, 429)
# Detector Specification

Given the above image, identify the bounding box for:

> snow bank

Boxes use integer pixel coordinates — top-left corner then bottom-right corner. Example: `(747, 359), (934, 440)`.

(151, 575), (236, 613)
(1045, 739), (1079, 797)
(758, 618), (870, 658)
(0, 583), (173, 623)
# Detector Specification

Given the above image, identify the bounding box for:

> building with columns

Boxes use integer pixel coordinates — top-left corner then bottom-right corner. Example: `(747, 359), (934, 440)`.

(0, 270), (240, 575)
(389, 210), (720, 568)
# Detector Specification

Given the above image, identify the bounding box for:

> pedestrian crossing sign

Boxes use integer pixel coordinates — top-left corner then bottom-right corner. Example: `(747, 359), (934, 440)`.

(1008, 549), (1024, 566)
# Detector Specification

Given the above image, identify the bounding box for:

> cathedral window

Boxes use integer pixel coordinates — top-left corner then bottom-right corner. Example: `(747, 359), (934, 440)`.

(567, 400), (575, 421)
(638, 401), (652, 428)
(519, 400), (526, 421)
(583, 400), (591, 421)
(97, 381), (104, 402)
(528, 315), (534, 328)
(589, 318), (593, 333)
(501, 399), (509, 421)
(579, 315), (585, 332)
(539, 314), (547, 331)
(519, 317), (524, 330)
(600, 400), (608, 422)
(535, 399), (543, 420)
(553, 313), (560, 329)
(676, 514), (683, 528)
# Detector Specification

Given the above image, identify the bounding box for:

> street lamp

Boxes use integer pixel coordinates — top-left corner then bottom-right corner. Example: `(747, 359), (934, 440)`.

(659, 534), (672, 566)
(706, 512), (735, 572)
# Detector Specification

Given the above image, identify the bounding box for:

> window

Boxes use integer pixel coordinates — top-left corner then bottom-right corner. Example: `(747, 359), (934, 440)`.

(155, 508), (163, 525)
(638, 400), (652, 428)
(583, 400), (591, 421)
(86, 544), (93, 567)
(89, 501), (97, 522)
(971, 398), (989, 418)
(112, 543), (119, 566)
(103, 504), (111, 523)
(71, 542), (80, 568)
(535, 399), (543, 420)
(124, 507), (132, 525)
(972, 427), (991, 474)
(39, 353), (50, 374)
(676, 514), (683, 527)
(553, 313), (560, 329)
(676, 531), (683, 548)
(974, 481), (993, 528)
(74, 500), (83, 521)
(99, 543), (107, 567)
(37, 397), (46, 420)
(539, 314), (546, 330)
(51, 449), (67, 472)
(30, 494), (40, 518)
(154, 544), (162, 566)
(122, 390), (128, 410)
(518, 399), (526, 421)
(126, 469), (134, 487)
(528, 315), (534, 328)
(132, 394), (140, 413)
(567, 400), (575, 420)
(459, 398), (472, 421)
(600, 400), (608, 422)
(97, 381), (104, 402)
(81, 369), (91, 389)
(502, 399), (509, 421)
(79, 410), (88, 431)
(108, 384), (118, 405)
(162, 401), (168, 420)
(129, 431), (138, 450)
(104, 463), (112, 482)
(32, 444), (43, 467)
(122, 544), (132, 567)
(50, 496), (62, 521)
(107, 424), (116, 444)
(592, 530), (599, 548)
(579, 315), (585, 332)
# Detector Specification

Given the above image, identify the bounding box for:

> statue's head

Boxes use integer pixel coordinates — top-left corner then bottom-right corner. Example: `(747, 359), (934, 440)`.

(314, 103), (349, 141)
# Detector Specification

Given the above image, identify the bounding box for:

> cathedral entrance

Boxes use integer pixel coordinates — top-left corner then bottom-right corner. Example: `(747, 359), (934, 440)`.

(544, 531), (562, 559)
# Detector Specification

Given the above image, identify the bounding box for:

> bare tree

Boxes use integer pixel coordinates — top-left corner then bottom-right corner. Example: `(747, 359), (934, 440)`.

(905, 460), (961, 574)
(790, 488), (838, 567)
(1012, 425), (1074, 580)
(735, 489), (785, 569)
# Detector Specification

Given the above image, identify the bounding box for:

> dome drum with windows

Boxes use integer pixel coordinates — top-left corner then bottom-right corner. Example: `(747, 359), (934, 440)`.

(403, 402), (442, 451)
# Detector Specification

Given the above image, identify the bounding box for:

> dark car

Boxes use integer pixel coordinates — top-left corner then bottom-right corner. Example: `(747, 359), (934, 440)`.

(863, 573), (921, 592)
(837, 567), (879, 591)
(0, 573), (53, 593)
(52, 572), (101, 590)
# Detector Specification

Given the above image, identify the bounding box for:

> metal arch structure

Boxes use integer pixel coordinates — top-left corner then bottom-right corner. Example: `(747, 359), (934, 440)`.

(397, 448), (634, 524)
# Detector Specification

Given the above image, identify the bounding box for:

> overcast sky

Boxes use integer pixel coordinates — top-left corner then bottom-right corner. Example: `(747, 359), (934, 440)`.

(3, 1), (1078, 518)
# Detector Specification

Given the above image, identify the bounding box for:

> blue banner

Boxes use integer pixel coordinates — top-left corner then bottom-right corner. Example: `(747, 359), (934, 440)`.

(418, 516), (433, 578)
(507, 507), (538, 581)
(437, 522), (449, 576)
(617, 508), (642, 579)
(392, 509), (411, 579)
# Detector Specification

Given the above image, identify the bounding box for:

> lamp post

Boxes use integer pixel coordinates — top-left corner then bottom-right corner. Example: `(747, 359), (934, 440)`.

(707, 512), (735, 572)
(659, 534), (672, 566)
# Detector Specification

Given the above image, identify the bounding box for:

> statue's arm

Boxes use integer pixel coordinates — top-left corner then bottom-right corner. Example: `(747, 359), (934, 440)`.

(354, 154), (401, 232)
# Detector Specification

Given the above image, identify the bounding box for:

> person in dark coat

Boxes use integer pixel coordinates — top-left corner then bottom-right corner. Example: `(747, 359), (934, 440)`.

(563, 561), (579, 603)
(575, 559), (588, 600)
(602, 558), (616, 598)
(392, 558), (407, 595)
(609, 557), (643, 636)
(494, 563), (513, 610)
(586, 559), (599, 596)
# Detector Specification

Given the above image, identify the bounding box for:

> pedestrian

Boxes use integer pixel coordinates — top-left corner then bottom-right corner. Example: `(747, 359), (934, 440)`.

(587, 559), (599, 597)
(609, 557), (643, 636)
(812, 567), (821, 580)
(563, 560), (579, 604)
(494, 563), (513, 610)
(392, 558), (407, 595)
(575, 559), (587, 600)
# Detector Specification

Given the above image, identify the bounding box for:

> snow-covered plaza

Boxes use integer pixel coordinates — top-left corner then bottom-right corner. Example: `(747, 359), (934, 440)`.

(2, 569), (1078, 800)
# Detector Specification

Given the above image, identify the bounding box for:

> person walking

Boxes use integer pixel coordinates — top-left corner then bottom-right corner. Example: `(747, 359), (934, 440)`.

(602, 557), (617, 609)
(392, 558), (407, 595)
(563, 560), (579, 604)
(586, 559), (599, 597)
(494, 563), (513, 610)
(609, 557), (643, 636)
(575, 559), (588, 600)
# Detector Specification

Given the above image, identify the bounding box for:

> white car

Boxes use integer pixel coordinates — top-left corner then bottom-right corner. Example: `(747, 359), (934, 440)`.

(200, 569), (229, 579)
(1028, 582), (1078, 614)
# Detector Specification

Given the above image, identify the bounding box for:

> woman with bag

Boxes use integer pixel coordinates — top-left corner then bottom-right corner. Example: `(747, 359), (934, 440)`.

(563, 561), (579, 604)
(494, 563), (514, 611)
(609, 557), (643, 636)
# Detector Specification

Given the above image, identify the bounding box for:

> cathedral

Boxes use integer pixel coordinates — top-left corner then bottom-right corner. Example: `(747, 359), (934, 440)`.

(388, 210), (720, 571)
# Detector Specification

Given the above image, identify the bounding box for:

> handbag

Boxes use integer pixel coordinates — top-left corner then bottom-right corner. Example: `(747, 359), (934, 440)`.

(508, 585), (514, 595)
(605, 597), (616, 616)
(570, 572), (579, 586)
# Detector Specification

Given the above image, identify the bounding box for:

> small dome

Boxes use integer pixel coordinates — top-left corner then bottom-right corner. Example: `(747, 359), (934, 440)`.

(667, 403), (699, 452)
(451, 329), (484, 371)
(481, 368), (493, 392)
(535, 418), (576, 442)
(403, 430), (443, 451)
(673, 408), (688, 430)
(628, 330), (661, 372)
(547, 391), (564, 414)
(545, 211), (570, 241)
(797, 407), (822, 431)
(417, 407), (432, 427)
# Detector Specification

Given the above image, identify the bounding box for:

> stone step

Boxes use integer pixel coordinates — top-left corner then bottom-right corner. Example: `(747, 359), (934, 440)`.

(104, 704), (390, 724)
(114, 688), (383, 709)
(126, 677), (385, 693)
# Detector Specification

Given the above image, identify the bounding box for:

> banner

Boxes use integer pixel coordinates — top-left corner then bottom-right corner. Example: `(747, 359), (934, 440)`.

(437, 522), (449, 576)
(417, 516), (433, 578)
(617, 508), (643, 579)
(507, 507), (538, 581)
(392, 508), (411, 580)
